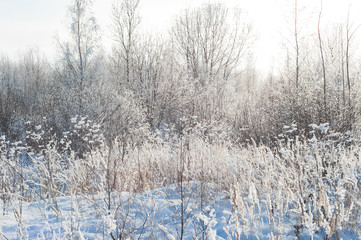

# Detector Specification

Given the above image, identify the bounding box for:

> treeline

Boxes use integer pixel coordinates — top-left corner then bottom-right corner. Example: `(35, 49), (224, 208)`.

(1, 0), (361, 149)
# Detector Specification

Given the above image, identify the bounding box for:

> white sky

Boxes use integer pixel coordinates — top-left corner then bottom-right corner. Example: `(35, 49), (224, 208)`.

(0, 0), (360, 73)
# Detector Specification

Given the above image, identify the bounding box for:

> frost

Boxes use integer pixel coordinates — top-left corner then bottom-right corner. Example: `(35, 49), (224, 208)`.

(71, 117), (77, 123)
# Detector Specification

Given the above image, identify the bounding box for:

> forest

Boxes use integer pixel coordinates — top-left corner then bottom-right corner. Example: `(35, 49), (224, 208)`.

(1, 0), (361, 239)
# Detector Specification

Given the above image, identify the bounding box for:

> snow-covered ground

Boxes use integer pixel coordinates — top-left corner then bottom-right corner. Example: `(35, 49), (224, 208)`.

(1, 181), (357, 240)
(1, 124), (361, 239)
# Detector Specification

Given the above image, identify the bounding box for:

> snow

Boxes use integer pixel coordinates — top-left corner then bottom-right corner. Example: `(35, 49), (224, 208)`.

(1, 181), (357, 239)
(1, 128), (360, 239)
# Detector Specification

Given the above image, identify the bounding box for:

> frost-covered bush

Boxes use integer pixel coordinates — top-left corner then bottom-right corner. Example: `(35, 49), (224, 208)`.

(23, 116), (103, 158)
(1, 119), (361, 239)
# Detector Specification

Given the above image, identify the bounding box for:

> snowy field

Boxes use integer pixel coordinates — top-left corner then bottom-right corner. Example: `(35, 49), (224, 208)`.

(1, 124), (361, 239)
(2, 0), (361, 238)
(1, 181), (359, 239)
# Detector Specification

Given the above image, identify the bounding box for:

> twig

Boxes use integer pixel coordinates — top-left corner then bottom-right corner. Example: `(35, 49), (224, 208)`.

(1, 156), (59, 215)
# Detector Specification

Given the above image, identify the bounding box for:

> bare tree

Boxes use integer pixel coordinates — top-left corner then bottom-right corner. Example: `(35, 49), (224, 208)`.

(294, 0), (300, 89)
(317, 0), (327, 118)
(0, 55), (15, 134)
(111, 0), (141, 90)
(345, 7), (360, 105)
(17, 49), (51, 119)
(56, 0), (101, 116)
(173, 3), (252, 83)
(133, 36), (166, 125)
(172, 3), (254, 118)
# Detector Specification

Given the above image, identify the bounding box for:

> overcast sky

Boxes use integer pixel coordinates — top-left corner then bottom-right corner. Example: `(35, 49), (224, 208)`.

(0, 0), (360, 73)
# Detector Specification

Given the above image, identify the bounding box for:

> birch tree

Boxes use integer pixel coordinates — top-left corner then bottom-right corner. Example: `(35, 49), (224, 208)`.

(56, 0), (101, 117)
(110, 0), (141, 91)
